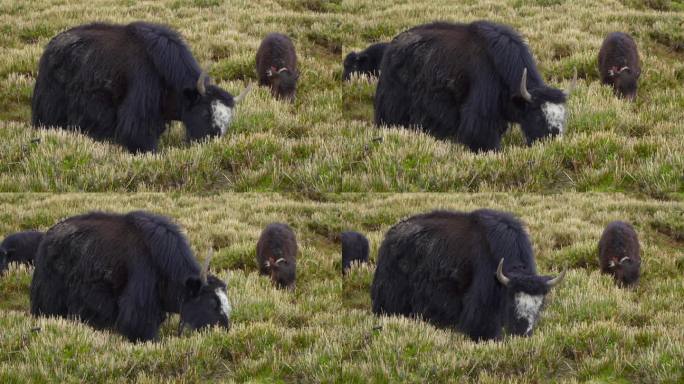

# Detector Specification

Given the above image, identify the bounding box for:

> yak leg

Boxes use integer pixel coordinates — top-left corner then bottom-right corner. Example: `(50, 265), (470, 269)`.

(114, 71), (165, 153)
(29, 242), (68, 318)
(115, 264), (164, 342)
(66, 280), (118, 330)
(30, 264), (68, 318)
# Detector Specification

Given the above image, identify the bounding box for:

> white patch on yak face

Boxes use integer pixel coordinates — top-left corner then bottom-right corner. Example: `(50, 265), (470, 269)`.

(211, 100), (233, 136)
(541, 102), (566, 135)
(514, 292), (544, 335)
(215, 288), (232, 319)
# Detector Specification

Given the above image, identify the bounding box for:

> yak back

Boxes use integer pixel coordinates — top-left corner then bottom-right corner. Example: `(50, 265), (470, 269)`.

(127, 22), (203, 93)
(40, 211), (201, 292)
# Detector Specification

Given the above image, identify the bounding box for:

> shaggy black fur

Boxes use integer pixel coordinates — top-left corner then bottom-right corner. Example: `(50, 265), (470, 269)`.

(598, 221), (641, 286)
(256, 33), (298, 101)
(371, 209), (562, 341)
(256, 222), (297, 289)
(340, 231), (369, 274)
(375, 20), (568, 152)
(598, 32), (641, 101)
(30, 211), (230, 342)
(343, 42), (388, 80)
(32, 21), (238, 153)
(0, 231), (44, 273)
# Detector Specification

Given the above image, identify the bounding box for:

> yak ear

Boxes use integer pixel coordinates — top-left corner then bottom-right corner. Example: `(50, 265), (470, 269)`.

(185, 277), (202, 298)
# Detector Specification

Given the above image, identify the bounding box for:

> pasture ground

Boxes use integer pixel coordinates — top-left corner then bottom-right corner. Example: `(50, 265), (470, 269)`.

(0, 0), (681, 194)
(0, 193), (682, 383)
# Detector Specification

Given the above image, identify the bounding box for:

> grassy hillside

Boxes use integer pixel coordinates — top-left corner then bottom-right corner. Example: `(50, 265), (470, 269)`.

(0, 0), (681, 194)
(0, 193), (682, 383)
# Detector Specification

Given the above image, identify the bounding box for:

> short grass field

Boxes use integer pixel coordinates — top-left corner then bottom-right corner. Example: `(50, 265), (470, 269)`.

(0, 193), (682, 383)
(0, 0), (681, 194)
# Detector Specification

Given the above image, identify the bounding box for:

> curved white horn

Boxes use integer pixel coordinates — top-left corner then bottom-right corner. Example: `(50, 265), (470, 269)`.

(496, 259), (510, 286)
(197, 71), (209, 96)
(234, 82), (254, 104)
(564, 67), (577, 97)
(519, 68), (533, 102)
(546, 268), (566, 288)
(201, 248), (213, 284)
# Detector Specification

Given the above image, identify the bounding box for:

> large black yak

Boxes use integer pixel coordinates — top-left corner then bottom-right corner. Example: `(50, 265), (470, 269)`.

(30, 211), (231, 342)
(375, 21), (575, 152)
(598, 221), (641, 287)
(256, 222), (297, 289)
(371, 209), (565, 341)
(0, 230), (44, 273)
(343, 42), (388, 81)
(340, 231), (370, 274)
(256, 33), (299, 102)
(598, 32), (641, 101)
(32, 22), (251, 153)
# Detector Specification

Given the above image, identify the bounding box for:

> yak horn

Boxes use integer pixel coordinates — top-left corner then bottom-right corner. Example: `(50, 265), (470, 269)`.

(234, 82), (254, 104)
(546, 268), (566, 288)
(564, 67), (577, 97)
(619, 257), (630, 264)
(197, 71), (209, 96)
(201, 248), (213, 284)
(519, 68), (533, 102)
(496, 259), (510, 286)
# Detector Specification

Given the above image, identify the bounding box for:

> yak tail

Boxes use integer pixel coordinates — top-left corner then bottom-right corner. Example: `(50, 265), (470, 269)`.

(128, 211), (201, 284)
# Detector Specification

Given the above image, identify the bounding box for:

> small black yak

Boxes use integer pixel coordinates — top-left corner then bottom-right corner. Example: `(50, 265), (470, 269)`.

(343, 42), (388, 81)
(598, 32), (641, 101)
(375, 21), (575, 152)
(256, 33), (299, 102)
(32, 22), (251, 153)
(30, 211), (231, 342)
(598, 221), (641, 287)
(256, 223), (297, 289)
(340, 231), (369, 274)
(0, 230), (44, 273)
(371, 209), (565, 341)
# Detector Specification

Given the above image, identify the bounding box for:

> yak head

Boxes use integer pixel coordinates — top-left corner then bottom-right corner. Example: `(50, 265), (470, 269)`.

(342, 51), (362, 81)
(267, 66), (298, 102)
(265, 256), (296, 290)
(608, 256), (640, 286)
(496, 259), (565, 337)
(182, 72), (252, 142)
(178, 251), (231, 334)
(608, 66), (639, 101)
(512, 68), (576, 145)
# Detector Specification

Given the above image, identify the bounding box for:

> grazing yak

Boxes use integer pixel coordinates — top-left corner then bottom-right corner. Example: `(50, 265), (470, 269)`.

(0, 231), (44, 273)
(375, 21), (575, 152)
(30, 211), (231, 342)
(256, 223), (297, 289)
(598, 32), (641, 101)
(32, 21), (251, 153)
(598, 221), (641, 287)
(371, 209), (565, 341)
(340, 231), (370, 274)
(343, 42), (389, 81)
(256, 33), (299, 102)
